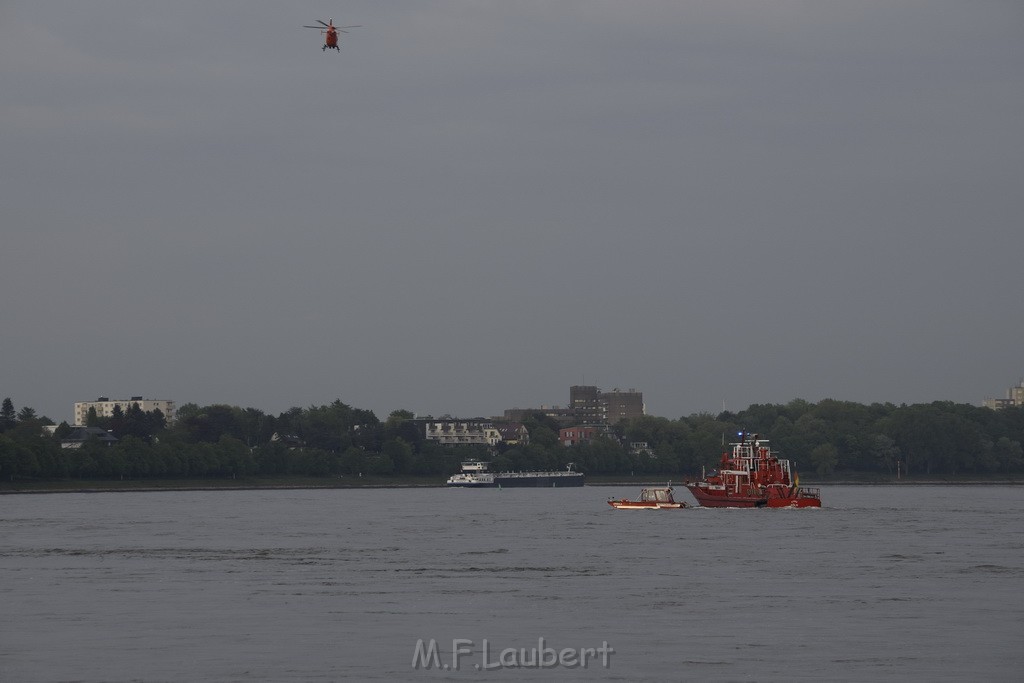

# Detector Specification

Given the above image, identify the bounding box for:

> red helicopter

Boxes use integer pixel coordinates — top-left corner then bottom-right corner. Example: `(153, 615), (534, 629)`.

(303, 18), (360, 52)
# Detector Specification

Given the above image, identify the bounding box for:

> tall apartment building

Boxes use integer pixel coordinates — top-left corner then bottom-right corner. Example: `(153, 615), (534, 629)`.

(73, 397), (176, 426)
(602, 388), (646, 425)
(570, 385), (604, 425)
(984, 379), (1024, 410)
(569, 385), (645, 426)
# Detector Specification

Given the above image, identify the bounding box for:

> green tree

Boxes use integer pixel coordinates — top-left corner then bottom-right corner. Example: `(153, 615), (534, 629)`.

(0, 398), (16, 432)
(338, 446), (367, 475)
(522, 414), (560, 448)
(364, 452), (394, 475)
(238, 407), (271, 447)
(109, 404), (125, 438)
(992, 437), (1024, 473)
(118, 436), (152, 478)
(122, 403), (149, 440)
(868, 434), (901, 475)
(299, 401), (354, 452)
(3, 439), (40, 479)
(382, 438), (413, 474)
(386, 409), (415, 425)
(575, 435), (629, 474)
(298, 449), (334, 476)
(174, 404), (243, 443)
(218, 435), (256, 477)
(735, 403), (780, 435)
(254, 441), (293, 476)
(809, 443), (839, 476)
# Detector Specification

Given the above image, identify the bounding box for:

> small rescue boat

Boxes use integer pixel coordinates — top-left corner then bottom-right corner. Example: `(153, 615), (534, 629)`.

(608, 486), (688, 509)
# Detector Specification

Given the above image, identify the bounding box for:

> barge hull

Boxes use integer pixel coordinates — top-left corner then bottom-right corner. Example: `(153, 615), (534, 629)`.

(449, 475), (584, 488)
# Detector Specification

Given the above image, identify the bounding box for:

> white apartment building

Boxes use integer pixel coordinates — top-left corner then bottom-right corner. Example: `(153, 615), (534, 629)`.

(423, 420), (502, 446)
(73, 396), (176, 426)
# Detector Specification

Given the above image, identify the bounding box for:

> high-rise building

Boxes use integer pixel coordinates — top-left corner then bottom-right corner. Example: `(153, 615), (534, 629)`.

(602, 388), (645, 425)
(984, 378), (1024, 410)
(570, 385), (604, 425)
(569, 385), (644, 426)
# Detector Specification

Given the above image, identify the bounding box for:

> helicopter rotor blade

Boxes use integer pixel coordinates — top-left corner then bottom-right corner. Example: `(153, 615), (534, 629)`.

(336, 26), (361, 29)
(302, 25), (325, 29)
(317, 19), (331, 27)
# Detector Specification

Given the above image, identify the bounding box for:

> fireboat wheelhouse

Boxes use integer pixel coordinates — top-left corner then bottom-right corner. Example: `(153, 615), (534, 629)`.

(684, 432), (821, 508)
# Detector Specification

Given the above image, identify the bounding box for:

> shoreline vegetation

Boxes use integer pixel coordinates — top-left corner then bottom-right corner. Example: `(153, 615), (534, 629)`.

(3, 397), (1024, 490)
(3, 473), (1021, 495)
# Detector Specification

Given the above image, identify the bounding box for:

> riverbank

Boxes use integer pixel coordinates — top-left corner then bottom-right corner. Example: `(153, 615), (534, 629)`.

(2, 473), (1021, 494)
(587, 475), (1024, 486)
(0, 475), (442, 494)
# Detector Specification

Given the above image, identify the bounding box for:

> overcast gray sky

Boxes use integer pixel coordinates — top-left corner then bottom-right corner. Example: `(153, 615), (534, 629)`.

(2, 1), (1022, 424)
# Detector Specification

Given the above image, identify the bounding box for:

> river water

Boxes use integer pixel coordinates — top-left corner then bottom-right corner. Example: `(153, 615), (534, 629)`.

(1, 485), (1022, 682)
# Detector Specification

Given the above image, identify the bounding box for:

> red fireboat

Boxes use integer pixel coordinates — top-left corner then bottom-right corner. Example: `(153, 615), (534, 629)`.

(684, 432), (821, 508)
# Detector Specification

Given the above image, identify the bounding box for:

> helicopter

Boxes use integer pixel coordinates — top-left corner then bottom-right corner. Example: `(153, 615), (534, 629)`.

(303, 18), (360, 52)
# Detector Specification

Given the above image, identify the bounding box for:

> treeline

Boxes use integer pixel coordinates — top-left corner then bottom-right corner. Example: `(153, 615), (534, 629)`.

(1, 396), (1023, 482)
(632, 399), (1024, 476)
